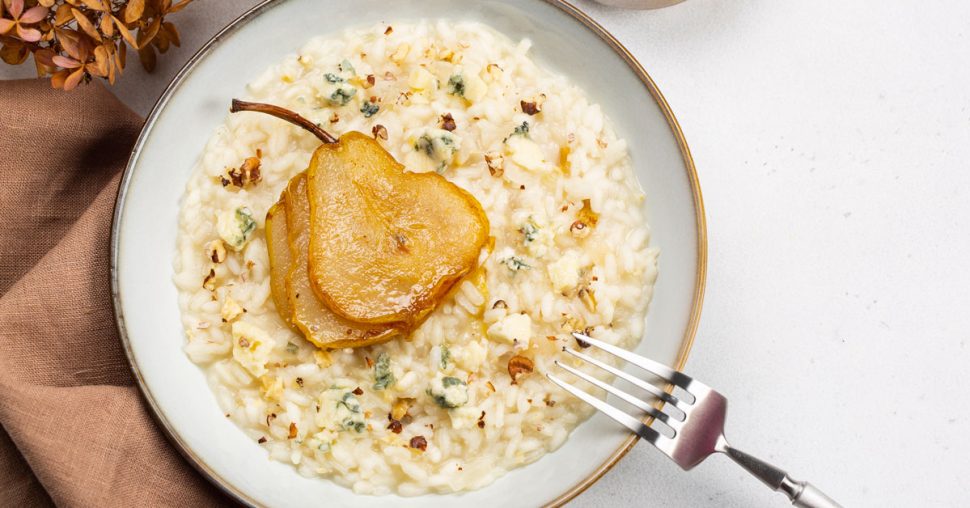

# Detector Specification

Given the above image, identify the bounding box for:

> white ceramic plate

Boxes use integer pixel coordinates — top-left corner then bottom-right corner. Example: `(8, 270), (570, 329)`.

(111, 0), (706, 506)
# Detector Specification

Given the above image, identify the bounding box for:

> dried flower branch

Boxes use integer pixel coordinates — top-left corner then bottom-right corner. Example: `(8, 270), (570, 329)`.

(0, 0), (193, 90)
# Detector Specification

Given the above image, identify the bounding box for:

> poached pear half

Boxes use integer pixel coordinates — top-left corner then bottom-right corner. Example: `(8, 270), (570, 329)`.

(266, 173), (402, 349)
(234, 99), (489, 346)
(306, 132), (490, 327)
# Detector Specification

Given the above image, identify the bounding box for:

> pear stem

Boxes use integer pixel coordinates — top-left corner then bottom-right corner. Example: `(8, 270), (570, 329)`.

(230, 99), (337, 144)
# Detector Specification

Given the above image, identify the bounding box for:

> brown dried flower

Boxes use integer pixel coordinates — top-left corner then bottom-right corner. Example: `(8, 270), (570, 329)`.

(0, 0), (193, 90)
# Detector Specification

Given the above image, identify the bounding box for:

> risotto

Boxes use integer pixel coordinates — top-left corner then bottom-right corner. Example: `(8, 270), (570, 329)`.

(174, 20), (658, 495)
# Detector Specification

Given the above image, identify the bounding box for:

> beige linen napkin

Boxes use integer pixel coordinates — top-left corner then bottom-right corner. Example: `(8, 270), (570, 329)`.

(0, 79), (230, 506)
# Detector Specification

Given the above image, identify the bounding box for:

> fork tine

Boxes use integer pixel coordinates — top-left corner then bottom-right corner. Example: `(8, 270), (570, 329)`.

(546, 372), (662, 443)
(562, 347), (680, 406)
(554, 361), (671, 424)
(572, 332), (683, 386)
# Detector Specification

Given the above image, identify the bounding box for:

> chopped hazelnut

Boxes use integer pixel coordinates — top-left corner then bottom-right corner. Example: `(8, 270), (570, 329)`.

(391, 398), (411, 421)
(205, 239), (227, 263)
(288, 422), (298, 439)
(226, 157), (261, 188)
(387, 420), (403, 433)
(372, 124), (388, 140)
(363, 74), (376, 89)
(484, 152), (504, 177)
(508, 355), (534, 384)
(439, 113), (457, 132)
(520, 94), (545, 116)
(384, 26), (393, 35)
(202, 268), (217, 291)
(570, 220), (590, 238)
(409, 435), (427, 451)
(329, 112), (340, 124)
(221, 296), (245, 323)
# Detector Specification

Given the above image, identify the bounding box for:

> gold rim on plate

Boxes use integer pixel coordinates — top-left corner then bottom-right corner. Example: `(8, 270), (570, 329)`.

(110, 0), (707, 505)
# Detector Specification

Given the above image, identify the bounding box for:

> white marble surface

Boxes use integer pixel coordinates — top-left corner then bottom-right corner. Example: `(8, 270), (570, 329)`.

(5, 1), (969, 506)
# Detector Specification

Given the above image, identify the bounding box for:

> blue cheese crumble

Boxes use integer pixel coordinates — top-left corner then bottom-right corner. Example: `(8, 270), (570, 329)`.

(217, 207), (256, 251)
(414, 129), (460, 173)
(428, 375), (468, 409)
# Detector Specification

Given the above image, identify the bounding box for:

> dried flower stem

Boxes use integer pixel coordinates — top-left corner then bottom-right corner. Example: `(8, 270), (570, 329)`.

(229, 99), (337, 144)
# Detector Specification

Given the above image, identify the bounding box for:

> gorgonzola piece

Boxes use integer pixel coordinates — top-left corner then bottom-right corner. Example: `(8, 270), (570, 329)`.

(446, 67), (487, 102)
(319, 70), (357, 106)
(455, 340), (487, 371)
(486, 312), (532, 347)
(547, 251), (582, 293)
(507, 136), (550, 172)
(408, 67), (436, 91)
(231, 321), (273, 377)
(414, 128), (461, 172)
(217, 207), (257, 251)
(428, 375), (468, 409)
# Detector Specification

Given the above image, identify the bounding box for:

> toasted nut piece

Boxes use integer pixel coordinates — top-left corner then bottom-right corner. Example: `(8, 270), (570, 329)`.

(226, 157), (262, 188)
(384, 26), (393, 35)
(391, 398), (412, 421)
(363, 74), (376, 89)
(241, 156), (261, 184)
(578, 286), (597, 312)
(202, 268), (217, 291)
(484, 152), (504, 177)
(508, 355), (534, 384)
(288, 422), (298, 439)
(409, 435), (427, 451)
(520, 94), (545, 116)
(570, 220), (590, 238)
(329, 112), (340, 124)
(205, 239), (227, 263)
(439, 113), (457, 132)
(221, 296), (245, 323)
(491, 299), (508, 309)
(372, 124), (388, 140)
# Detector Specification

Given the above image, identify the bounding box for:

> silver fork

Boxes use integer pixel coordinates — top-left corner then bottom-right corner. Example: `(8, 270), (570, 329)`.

(548, 332), (842, 508)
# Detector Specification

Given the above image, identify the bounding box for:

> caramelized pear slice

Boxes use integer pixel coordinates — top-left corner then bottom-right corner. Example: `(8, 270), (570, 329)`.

(306, 132), (490, 326)
(282, 173), (402, 349)
(265, 200), (293, 324)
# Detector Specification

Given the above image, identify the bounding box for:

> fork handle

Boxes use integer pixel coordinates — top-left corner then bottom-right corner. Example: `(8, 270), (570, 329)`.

(723, 446), (842, 508)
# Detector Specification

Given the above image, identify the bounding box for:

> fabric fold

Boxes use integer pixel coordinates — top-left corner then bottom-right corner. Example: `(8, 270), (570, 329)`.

(0, 79), (230, 506)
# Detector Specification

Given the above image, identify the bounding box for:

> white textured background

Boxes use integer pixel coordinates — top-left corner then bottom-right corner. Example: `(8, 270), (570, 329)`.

(5, 1), (970, 506)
